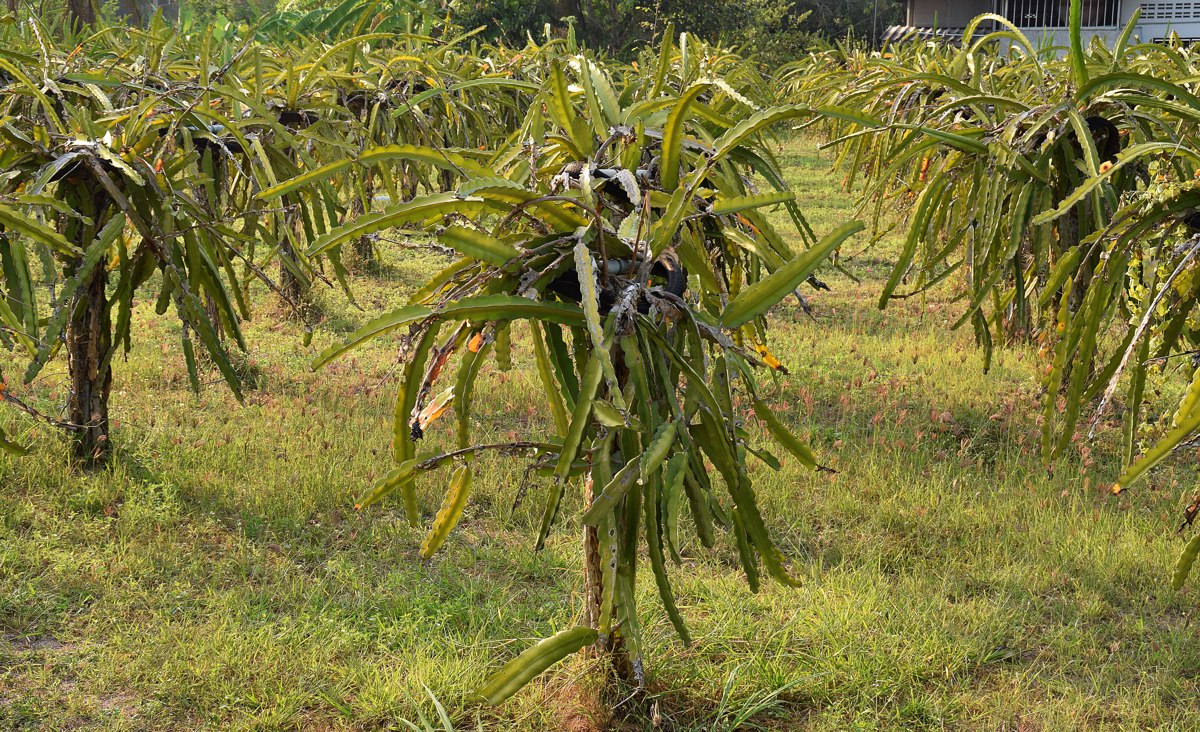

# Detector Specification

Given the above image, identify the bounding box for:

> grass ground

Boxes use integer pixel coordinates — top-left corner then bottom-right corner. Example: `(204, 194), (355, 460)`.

(3, 137), (1200, 730)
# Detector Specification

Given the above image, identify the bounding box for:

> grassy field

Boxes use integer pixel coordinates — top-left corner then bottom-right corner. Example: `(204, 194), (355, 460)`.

(3, 137), (1200, 731)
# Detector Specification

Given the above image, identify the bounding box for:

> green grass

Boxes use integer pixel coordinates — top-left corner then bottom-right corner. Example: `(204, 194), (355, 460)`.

(3, 137), (1200, 730)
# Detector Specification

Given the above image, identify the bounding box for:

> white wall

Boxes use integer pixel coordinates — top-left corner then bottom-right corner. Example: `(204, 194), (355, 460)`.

(910, 0), (994, 27)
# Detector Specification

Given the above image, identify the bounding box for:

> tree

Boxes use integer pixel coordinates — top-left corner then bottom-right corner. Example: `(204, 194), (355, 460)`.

(783, 7), (1174, 446)
(286, 33), (857, 702)
(0, 23), (296, 460)
(786, 2), (1200, 588)
(789, 0), (902, 45)
(0, 13), (551, 460)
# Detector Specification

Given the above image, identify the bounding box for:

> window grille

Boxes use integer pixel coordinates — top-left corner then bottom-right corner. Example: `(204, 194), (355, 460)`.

(1140, 1), (1200, 19)
(1001, 0), (1121, 27)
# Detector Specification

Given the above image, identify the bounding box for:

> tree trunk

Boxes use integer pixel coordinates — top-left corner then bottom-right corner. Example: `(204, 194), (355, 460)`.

(6, 0), (18, 14)
(347, 194), (373, 264)
(279, 190), (305, 308)
(116, 0), (143, 25)
(583, 473), (604, 630)
(1066, 203), (1102, 315)
(279, 234), (304, 305)
(1007, 255), (1032, 344)
(400, 166), (417, 201)
(278, 146), (307, 309)
(196, 158), (226, 338)
(352, 234), (374, 263)
(583, 346), (637, 691)
(67, 0), (95, 31)
(66, 258), (112, 463)
(582, 472), (633, 683)
(552, 0), (582, 26)
(205, 293), (224, 342)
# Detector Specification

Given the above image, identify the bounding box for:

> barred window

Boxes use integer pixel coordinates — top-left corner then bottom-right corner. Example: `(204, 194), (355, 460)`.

(1002, 0), (1121, 27)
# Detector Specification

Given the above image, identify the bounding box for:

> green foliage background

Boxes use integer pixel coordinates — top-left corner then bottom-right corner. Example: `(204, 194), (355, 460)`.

(73, 0), (905, 65)
(450, 0), (903, 66)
